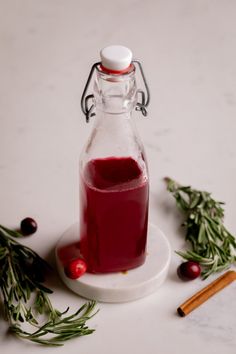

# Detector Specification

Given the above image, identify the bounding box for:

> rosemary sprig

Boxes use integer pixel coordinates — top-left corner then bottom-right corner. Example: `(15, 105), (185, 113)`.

(10, 301), (97, 346)
(165, 178), (236, 279)
(0, 224), (98, 346)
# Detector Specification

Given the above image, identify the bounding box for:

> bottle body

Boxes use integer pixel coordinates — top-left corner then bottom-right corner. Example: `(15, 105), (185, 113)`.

(79, 64), (149, 273)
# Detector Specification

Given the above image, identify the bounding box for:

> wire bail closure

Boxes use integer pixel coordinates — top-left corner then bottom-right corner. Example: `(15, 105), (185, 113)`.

(81, 61), (150, 123)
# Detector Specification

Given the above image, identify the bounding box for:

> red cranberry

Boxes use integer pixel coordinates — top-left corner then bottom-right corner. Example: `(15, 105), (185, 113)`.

(20, 217), (38, 236)
(64, 258), (87, 279)
(177, 261), (201, 280)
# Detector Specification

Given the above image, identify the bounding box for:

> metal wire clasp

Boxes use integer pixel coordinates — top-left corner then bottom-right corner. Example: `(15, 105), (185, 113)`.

(81, 61), (150, 122)
(132, 60), (150, 117)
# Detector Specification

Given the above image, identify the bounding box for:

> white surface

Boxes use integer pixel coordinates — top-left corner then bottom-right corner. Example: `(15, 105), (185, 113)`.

(100, 45), (132, 71)
(0, 0), (236, 353)
(56, 223), (171, 302)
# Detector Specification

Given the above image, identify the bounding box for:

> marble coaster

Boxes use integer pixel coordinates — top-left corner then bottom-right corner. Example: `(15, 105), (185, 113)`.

(55, 223), (171, 303)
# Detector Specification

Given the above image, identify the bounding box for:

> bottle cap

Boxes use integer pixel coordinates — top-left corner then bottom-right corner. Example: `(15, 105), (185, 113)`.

(100, 45), (132, 73)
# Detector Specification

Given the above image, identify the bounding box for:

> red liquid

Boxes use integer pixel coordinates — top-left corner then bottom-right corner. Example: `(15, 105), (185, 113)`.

(79, 156), (149, 273)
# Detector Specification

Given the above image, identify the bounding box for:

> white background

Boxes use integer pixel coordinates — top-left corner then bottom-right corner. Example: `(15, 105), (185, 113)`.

(0, 1), (236, 353)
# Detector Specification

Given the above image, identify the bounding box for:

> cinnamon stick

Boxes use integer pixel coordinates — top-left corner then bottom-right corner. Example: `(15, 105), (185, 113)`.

(177, 270), (236, 317)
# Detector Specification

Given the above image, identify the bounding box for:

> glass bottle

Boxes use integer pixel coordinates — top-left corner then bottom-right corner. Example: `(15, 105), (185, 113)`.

(79, 45), (150, 273)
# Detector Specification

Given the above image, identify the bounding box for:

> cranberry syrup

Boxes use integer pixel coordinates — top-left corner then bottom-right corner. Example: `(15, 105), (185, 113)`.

(79, 156), (149, 273)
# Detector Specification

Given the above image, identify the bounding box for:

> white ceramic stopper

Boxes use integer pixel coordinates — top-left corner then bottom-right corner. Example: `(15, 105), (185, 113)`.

(100, 45), (132, 71)
(55, 223), (171, 303)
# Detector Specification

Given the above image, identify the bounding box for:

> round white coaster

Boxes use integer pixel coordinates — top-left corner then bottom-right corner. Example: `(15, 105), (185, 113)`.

(55, 223), (171, 303)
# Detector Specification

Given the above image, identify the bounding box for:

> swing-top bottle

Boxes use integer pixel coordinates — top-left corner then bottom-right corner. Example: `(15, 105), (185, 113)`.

(80, 45), (150, 273)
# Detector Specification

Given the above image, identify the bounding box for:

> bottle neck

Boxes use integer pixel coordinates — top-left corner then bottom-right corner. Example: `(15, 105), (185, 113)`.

(93, 110), (135, 138)
(88, 109), (142, 163)
(94, 65), (137, 115)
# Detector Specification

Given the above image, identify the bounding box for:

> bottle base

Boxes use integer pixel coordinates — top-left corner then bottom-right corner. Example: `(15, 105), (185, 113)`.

(86, 257), (146, 274)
